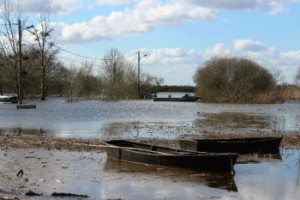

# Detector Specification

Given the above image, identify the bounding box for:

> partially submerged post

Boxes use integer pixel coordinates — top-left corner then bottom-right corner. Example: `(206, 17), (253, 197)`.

(17, 19), (22, 105)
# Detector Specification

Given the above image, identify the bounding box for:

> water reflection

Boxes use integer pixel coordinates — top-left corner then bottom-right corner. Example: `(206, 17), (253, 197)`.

(234, 148), (300, 200)
(0, 98), (299, 138)
(0, 148), (299, 199)
(104, 158), (238, 192)
(237, 152), (282, 164)
(0, 128), (45, 136)
(195, 112), (284, 133)
(0, 116), (297, 140)
(296, 151), (300, 196)
(100, 121), (194, 139)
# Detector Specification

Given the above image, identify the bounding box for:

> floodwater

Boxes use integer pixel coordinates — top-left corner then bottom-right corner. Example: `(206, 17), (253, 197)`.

(0, 147), (299, 200)
(1, 97), (300, 199)
(0, 97), (299, 138)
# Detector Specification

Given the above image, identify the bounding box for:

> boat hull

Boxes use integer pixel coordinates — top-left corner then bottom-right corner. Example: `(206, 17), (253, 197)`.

(104, 140), (238, 172)
(178, 137), (282, 154)
(153, 97), (198, 102)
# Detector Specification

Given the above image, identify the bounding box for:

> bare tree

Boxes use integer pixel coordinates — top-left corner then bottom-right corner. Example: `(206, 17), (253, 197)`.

(64, 62), (102, 101)
(272, 69), (284, 84)
(101, 48), (126, 99)
(27, 13), (59, 100)
(101, 48), (163, 100)
(0, 0), (21, 95)
(139, 72), (163, 98)
(64, 64), (78, 102)
(102, 48), (124, 85)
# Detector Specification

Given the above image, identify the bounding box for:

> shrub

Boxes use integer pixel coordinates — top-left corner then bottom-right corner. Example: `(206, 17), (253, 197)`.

(194, 57), (276, 103)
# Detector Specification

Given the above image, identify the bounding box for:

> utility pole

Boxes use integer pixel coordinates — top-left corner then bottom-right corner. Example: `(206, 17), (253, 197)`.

(18, 19), (22, 105)
(137, 51), (140, 98)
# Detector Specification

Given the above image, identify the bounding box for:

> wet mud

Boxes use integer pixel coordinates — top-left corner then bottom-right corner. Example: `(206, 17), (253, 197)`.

(0, 146), (238, 200)
(1, 129), (300, 151)
(0, 132), (300, 199)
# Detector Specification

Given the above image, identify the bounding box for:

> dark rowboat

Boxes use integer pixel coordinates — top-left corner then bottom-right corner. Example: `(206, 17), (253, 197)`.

(104, 140), (238, 172)
(178, 136), (283, 154)
(153, 96), (198, 102)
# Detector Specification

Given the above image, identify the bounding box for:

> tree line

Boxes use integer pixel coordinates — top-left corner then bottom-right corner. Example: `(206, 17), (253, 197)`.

(65, 48), (163, 101)
(0, 46), (163, 101)
(2, 1), (299, 103)
(0, 1), (162, 101)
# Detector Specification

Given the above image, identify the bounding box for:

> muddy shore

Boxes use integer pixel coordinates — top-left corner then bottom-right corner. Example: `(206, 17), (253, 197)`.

(1, 132), (300, 151)
(0, 133), (299, 199)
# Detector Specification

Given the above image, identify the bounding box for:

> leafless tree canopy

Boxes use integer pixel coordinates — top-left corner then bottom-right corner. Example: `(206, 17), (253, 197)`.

(27, 13), (59, 100)
(0, 0), (22, 95)
(100, 48), (162, 100)
(0, 1), (162, 100)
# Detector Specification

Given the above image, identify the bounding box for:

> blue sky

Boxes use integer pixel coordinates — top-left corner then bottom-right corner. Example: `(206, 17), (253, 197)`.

(9, 0), (300, 85)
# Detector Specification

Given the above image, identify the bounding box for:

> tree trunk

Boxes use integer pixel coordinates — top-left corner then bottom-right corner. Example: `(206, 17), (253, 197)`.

(41, 67), (46, 100)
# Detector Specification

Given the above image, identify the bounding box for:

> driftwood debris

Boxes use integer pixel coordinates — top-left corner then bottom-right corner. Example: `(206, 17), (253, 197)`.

(16, 169), (23, 177)
(51, 192), (89, 198)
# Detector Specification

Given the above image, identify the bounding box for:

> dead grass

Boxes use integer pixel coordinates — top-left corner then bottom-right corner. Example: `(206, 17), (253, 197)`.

(1, 133), (299, 151)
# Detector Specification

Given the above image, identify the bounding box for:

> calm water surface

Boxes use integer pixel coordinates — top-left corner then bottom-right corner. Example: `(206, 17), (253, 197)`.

(1, 97), (300, 199)
(0, 97), (299, 138)
(0, 148), (299, 200)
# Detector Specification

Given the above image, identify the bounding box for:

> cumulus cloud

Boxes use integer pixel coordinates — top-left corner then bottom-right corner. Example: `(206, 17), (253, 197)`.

(233, 39), (268, 52)
(7, 0), (82, 14)
(182, 0), (290, 15)
(182, 0), (256, 10)
(136, 48), (200, 65)
(55, 1), (215, 42)
(134, 40), (300, 85)
(52, 0), (297, 43)
(212, 42), (300, 84)
(131, 48), (201, 85)
(20, 0), (294, 16)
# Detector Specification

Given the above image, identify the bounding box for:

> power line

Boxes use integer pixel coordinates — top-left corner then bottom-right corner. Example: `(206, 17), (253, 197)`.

(21, 38), (112, 62)
(52, 44), (111, 61)
(1, 23), (136, 62)
(24, 38), (125, 62)
(2, 27), (138, 63)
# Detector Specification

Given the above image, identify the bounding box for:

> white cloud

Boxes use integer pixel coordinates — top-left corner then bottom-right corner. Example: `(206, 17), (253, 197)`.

(55, 1), (215, 42)
(132, 40), (300, 85)
(233, 39), (268, 52)
(7, 0), (82, 14)
(182, 0), (256, 10)
(206, 41), (300, 84)
(182, 0), (291, 15)
(40, 0), (299, 17)
(202, 43), (233, 58)
(53, 0), (298, 43)
(125, 48), (201, 85)
(140, 48), (200, 65)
